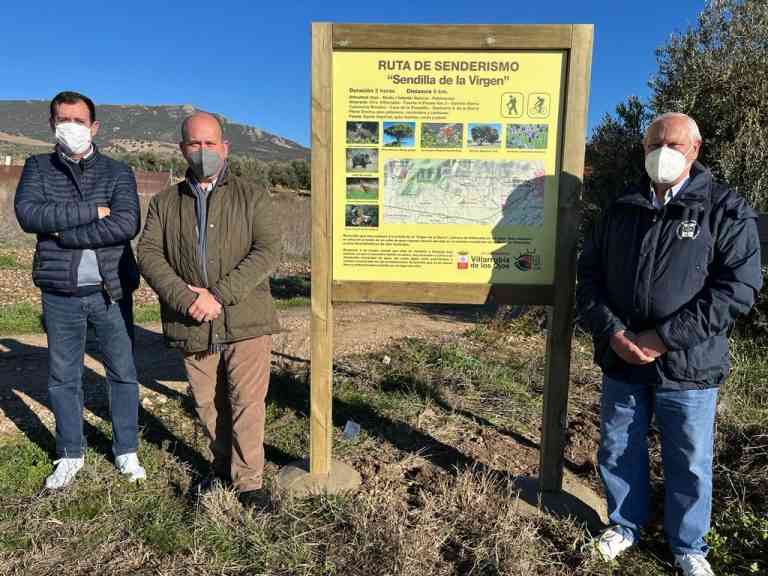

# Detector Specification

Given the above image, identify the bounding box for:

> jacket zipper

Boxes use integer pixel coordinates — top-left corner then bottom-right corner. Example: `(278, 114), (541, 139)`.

(644, 208), (663, 318)
(63, 158), (85, 293)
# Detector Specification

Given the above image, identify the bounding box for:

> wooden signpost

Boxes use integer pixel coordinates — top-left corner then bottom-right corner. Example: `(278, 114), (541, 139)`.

(278, 23), (593, 495)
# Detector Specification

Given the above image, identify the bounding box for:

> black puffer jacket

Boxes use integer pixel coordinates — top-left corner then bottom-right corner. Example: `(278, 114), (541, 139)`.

(14, 147), (140, 300)
(577, 162), (762, 389)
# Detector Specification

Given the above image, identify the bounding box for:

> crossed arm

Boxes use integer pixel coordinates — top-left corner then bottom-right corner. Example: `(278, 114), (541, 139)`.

(14, 157), (140, 248)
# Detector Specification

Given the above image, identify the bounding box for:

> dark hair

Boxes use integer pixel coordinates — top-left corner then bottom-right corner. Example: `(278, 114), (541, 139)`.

(50, 91), (96, 123)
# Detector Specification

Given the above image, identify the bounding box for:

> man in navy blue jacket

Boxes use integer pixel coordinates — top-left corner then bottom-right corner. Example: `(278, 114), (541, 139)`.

(15, 91), (145, 489)
(577, 113), (762, 576)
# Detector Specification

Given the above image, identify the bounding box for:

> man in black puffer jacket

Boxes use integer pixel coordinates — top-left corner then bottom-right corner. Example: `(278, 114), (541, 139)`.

(577, 113), (762, 576)
(14, 91), (145, 489)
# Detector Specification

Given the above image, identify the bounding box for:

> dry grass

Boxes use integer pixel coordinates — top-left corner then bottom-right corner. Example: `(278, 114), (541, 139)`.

(0, 313), (765, 575)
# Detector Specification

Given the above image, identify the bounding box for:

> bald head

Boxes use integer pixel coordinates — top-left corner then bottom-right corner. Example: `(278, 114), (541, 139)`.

(179, 111), (229, 182)
(180, 112), (224, 143)
(644, 112), (702, 147)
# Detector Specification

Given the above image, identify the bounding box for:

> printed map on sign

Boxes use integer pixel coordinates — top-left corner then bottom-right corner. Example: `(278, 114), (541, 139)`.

(383, 159), (546, 227)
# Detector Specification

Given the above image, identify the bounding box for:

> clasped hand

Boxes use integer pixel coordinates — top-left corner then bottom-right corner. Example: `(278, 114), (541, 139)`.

(187, 285), (222, 323)
(610, 329), (668, 365)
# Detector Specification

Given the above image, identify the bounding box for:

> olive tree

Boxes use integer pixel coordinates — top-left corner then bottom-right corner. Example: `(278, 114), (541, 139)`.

(651, 0), (768, 210)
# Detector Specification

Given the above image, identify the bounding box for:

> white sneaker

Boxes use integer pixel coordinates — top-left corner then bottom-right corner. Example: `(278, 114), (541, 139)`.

(595, 526), (635, 561)
(675, 554), (715, 576)
(45, 457), (84, 489)
(115, 453), (146, 483)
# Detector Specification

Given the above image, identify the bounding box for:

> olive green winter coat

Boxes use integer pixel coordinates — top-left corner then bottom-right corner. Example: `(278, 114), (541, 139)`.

(137, 171), (281, 353)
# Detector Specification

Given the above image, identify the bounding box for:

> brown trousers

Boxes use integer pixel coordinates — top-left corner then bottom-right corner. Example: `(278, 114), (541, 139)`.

(183, 335), (271, 491)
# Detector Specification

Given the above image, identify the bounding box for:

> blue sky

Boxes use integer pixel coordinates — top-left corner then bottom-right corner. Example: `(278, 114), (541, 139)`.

(0, 0), (705, 148)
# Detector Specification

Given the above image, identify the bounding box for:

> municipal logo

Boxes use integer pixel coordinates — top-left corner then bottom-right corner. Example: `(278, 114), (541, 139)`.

(677, 219), (700, 240)
(457, 252), (469, 270)
(514, 251), (542, 272)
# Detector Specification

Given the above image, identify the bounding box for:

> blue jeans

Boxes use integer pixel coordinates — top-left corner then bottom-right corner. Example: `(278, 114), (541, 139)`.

(598, 374), (718, 556)
(42, 290), (139, 458)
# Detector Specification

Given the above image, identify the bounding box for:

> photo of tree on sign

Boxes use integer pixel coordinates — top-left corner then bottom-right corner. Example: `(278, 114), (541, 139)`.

(383, 121), (416, 147)
(346, 148), (379, 172)
(421, 122), (463, 148)
(346, 121), (379, 144)
(506, 124), (548, 149)
(346, 177), (379, 200)
(345, 204), (379, 227)
(468, 123), (501, 147)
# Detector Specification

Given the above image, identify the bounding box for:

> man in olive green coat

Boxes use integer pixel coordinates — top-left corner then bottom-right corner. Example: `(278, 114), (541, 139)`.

(137, 112), (280, 506)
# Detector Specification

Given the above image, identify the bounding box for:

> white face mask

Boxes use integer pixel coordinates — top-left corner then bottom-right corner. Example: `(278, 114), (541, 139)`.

(644, 145), (691, 184)
(55, 122), (92, 155)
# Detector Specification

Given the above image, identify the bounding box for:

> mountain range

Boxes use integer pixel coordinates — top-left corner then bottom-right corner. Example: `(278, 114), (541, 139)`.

(0, 101), (308, 162)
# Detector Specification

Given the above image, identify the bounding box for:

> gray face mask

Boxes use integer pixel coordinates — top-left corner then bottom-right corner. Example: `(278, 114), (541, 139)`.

(187, 149), (223, 180)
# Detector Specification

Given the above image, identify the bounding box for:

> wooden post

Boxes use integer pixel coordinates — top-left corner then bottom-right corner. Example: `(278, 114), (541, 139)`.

(539, 24), (594, 492)
(310, 22), (334, 476)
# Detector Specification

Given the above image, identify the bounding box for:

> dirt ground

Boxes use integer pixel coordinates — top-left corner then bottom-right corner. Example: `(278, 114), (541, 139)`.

(0, 303), (480, 437)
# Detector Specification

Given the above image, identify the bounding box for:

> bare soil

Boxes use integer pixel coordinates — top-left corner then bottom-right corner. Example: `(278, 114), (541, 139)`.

(0, 303), (479, 437)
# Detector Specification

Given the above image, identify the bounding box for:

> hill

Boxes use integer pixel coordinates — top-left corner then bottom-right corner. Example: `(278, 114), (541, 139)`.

(0, 100), (308, 162)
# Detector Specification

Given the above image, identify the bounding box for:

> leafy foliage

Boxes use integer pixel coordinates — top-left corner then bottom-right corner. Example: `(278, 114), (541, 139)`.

(651, 0), (768, 210)
(106, 150), (311, 190)
(584, 96), (651, 211)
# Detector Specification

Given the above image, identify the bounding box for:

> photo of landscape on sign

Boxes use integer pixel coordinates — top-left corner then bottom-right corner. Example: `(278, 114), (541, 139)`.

(383, 121), (416, 148)
(468, 123), (502, 148)
(421, 123), (463, 149)
(506, 124), (549, 150)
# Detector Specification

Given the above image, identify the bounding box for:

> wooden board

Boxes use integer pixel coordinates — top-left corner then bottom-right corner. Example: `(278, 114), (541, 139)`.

(333, 281), (554, 305)
(332, 24), (574, 50)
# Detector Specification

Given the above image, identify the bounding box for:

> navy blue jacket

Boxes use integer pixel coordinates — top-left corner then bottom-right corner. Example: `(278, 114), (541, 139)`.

(14, 147), (140, 300)
(577, 162), (762, 389)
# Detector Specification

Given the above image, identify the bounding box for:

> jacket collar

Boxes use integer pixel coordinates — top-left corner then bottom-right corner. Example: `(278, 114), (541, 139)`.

(182, 161), (230, 197)
(616, 161), (712, 210)
(54, 143), (101, 169)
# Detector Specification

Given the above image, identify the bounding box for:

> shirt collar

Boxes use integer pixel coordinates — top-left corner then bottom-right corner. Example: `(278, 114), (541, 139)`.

(59, 144), (95, 164)
(650, 176), (689, 209)
(190, 176), (217, 193)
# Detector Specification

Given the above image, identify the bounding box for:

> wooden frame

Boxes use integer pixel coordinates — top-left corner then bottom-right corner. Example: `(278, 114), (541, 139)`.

(311, 23), (593, 492)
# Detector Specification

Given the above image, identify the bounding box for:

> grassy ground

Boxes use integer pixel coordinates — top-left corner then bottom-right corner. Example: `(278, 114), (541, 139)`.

(0, 245), (310, 335)
(0, 287), (309, 336)
(1, 312), (765, 575)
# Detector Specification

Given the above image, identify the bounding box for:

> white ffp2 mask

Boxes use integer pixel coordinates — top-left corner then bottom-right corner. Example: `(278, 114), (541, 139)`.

(644, 146), (691, 184)
(55, 122), (92, 155)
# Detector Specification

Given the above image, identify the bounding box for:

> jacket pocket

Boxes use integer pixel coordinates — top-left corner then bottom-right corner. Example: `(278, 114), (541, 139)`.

(661, 335), (729, 383)
(160, 304), (190, 344)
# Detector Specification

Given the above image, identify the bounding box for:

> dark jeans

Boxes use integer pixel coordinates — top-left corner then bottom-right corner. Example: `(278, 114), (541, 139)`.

(42, 290), (139, 458)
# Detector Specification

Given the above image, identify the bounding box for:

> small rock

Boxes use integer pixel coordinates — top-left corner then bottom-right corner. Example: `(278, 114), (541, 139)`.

(382, 355), (391, 365)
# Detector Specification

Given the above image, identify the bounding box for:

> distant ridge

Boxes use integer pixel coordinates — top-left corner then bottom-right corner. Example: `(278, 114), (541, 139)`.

(0, 100), (308, 162)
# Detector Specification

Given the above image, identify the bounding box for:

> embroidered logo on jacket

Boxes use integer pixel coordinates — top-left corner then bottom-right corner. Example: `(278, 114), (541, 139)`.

(677, 219), (701, 240)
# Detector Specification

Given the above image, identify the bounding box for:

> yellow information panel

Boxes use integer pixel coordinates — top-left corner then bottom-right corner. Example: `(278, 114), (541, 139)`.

(332, 50), (565, 284)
